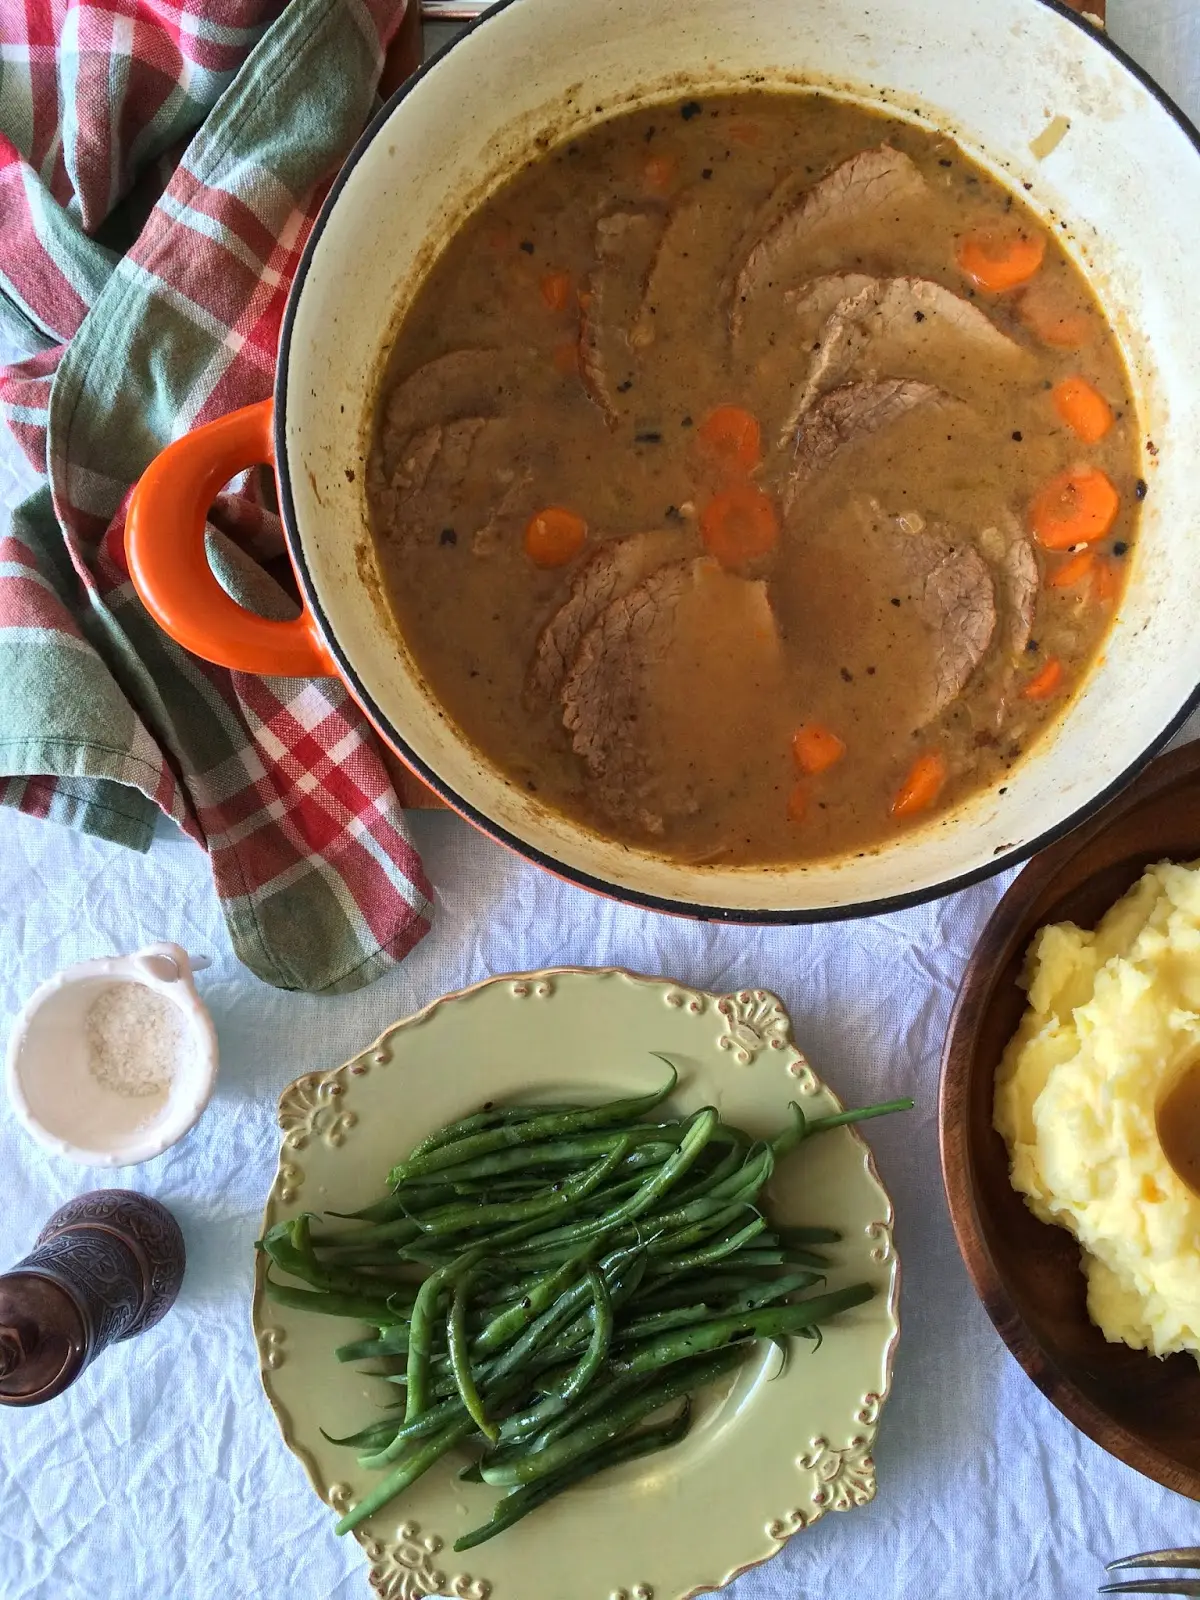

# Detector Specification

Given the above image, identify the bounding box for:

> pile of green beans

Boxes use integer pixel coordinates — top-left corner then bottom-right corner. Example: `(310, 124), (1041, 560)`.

(258, 1066), (911, 1551)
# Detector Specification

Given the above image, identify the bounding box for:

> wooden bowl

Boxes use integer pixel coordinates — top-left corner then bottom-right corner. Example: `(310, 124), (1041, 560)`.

(940, 739), (1200, 1499)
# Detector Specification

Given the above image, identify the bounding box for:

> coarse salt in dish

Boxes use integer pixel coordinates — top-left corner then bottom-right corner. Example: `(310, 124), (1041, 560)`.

(4, 943), (218, 1167)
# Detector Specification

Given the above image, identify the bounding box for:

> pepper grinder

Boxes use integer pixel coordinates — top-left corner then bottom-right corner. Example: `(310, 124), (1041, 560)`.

(0, 1190), (184, 1406)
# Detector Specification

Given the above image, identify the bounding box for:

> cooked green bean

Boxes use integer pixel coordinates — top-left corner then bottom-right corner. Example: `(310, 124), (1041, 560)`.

(411, 1139), (630, 1238)
(321, 1416), (404, 1450)
(472, 1246), (597, 1354)
(404, 1245), (487, 1422)
(262, 1218), (428, 1306)
(271, 1081), (912, 1551)
(389, 1128), (683, 1189)
(336, 1328), (410, 1362)
(335, 1414), (476, 1535)
(803, 1097), (914, 1136)
(487, 1108), (720, 1262)
(263, 1274), (408, 1322)
(479, 1344), (750, 1487)
(455, 1398), (693, 1552)
(773, 1096), (915, 1156)
(314, 1215), (423, 1251)
(655, 1215), (768, 1272)
(610, 1286), (874, 1380)
(497, 1264), (612, 1443)
(487, 1247), (637, 1384)
(408, 1102), (581, 1161)
(448, 1267), (498, 1443)
(387, 1068), (678, 1187)
(650, 1200), (763, 1256)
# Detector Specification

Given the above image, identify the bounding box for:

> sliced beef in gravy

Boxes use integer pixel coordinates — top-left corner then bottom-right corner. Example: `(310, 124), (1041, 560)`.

(776, 378), (949, 512)
(630, 190), (707, 352)
(781, 501), (997, 735)
(778, 274), (1028, 442)
(730, 146), (927, 337)
(371, 413), (536, 558)
(980, 515), (1039, 661)
(909, 533), (997, 721)
(967, 514), (1042, 731)
(579, 209), (664, 426)
(378, 348), (530, 478)
(472, 468), (534, 556)
(562, 558), (783, 831)
(526, 527), (694, 705)
(369, 418), (488, 546)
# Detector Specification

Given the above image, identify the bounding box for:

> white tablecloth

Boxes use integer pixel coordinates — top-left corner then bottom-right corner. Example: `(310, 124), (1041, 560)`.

(2, 5), (1199, 1595)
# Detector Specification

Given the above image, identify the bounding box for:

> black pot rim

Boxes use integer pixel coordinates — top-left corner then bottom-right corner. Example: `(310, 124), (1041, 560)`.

(273, 0), (1200, 926)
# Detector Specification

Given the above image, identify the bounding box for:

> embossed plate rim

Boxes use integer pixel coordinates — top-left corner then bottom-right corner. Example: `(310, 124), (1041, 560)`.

(252, 967), (901, 1600)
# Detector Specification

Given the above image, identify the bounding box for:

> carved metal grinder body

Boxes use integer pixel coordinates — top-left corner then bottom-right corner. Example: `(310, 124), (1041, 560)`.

(0, 1190), (184, 1405)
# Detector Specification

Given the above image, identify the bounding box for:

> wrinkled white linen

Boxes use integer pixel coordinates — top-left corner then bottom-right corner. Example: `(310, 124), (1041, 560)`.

(1, 5), (1198, 1595)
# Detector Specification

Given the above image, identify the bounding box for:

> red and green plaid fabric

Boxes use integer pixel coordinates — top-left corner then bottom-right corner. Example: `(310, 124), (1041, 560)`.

(0, 0), (434, 993)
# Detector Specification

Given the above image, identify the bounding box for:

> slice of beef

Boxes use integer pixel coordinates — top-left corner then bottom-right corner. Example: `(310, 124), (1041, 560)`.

(629, 190), (706, 351)
(526, 527), (694, 705)
(980, 516), (1039, 661)
(369, 415), (533, 558)
(913, 538), (998, 718)
(777, 378), (948, 512)
(865, 506), (997, 726)
(369, 418), (488, 546)
(378, 348), (531, 478)
(561, 558), (782, 831)
(473, 468), (533, 556)
(579, 209), (664, 426)
(778, 278), (883, 439)
(973, 513), (1041, 729)
(1002, 537), (1039, 658)
(562, 559), (692, 830)
(729, 146), (927, 337)
(779, 274), (1027, 443)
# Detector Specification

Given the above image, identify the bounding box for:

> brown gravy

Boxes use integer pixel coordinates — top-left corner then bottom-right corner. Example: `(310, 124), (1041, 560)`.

(367, 92), (1141, 865)
(1158, 1061), (1200, 1197)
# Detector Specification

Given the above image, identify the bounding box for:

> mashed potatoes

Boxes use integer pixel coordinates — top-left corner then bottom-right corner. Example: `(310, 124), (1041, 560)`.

(995, 859), (1200, 1362)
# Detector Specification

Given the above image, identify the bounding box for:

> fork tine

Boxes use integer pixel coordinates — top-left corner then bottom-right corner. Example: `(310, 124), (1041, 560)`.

(1100, 1582), (1200, 1597)
(1109, 1554), (1200, 1573)
(1113, 1555), (1200, 1568)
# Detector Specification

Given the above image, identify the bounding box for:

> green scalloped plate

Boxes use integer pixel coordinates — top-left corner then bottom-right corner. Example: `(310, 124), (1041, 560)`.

(252, 968), (901, 1600)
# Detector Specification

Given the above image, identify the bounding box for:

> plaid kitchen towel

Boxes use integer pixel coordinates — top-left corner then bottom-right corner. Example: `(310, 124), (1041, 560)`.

(0, 0), (435, 993)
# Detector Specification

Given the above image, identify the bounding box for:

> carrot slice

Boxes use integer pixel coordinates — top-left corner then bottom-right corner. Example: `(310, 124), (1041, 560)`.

(1022, 657), (1064, 701)
(539, 271), (572, 313)
(698, 405), (762, 474)
(1018, 281), (1092, 349)
(699, 483), (780, 570)
(643, 153), (678, 192)
(525, 507), (587, 568)
(891, 752), (947, 819)
(1052, 376), (1114, 443)
(1092, 557), (1121, 605)
(955, 227), (1046, 292)
(786, 782), (809, 824)
(792, 723), (846, 775)
(1048, 549), (1096, 589)
(1029, 466), (1120, 549)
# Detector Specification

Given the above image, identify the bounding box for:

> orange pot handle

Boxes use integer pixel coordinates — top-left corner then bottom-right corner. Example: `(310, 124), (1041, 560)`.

(126, 398), (337, 678)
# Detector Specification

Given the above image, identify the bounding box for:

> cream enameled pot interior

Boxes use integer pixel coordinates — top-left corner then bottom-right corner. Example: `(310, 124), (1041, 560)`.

(282, 0), (1200, 913)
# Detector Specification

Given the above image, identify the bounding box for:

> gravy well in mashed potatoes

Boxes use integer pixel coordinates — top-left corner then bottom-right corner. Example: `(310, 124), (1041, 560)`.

(995, 859), (1200, 1362)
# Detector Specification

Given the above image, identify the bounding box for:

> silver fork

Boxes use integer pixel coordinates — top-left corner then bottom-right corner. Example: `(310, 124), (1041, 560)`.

(1103, 1551), (1200, 1596)
(420, 1), (494, 17)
